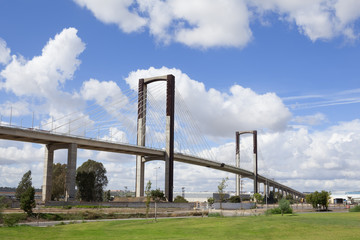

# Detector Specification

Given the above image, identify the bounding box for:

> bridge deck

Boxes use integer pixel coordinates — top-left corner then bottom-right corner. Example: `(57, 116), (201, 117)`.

(0, 125), (304, 197)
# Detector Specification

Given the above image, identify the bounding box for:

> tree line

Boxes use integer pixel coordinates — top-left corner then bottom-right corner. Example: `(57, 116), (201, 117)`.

(13, 159), (109, 215)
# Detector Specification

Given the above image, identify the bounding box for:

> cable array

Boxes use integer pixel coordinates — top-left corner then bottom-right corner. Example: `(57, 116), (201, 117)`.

(1, 81), (231, 165)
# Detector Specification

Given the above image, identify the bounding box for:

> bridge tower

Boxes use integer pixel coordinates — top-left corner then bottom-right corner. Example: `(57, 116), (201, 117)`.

(235, 130), (258, 195)
(136, 75), (175, 202)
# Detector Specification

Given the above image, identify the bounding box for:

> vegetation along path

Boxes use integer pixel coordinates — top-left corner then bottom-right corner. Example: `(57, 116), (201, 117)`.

(1, 212), (360, 240)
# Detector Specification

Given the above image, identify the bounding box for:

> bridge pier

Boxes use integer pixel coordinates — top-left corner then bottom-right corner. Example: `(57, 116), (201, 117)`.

(42, 144), (54, 202)
(65, 143), (77, 201)
(42, 143), (77, 202)
(235, 132), (241, 196)
(235, 131), (258, 194)
(135, 78), (147, 197)
(135, 75), (175, 202)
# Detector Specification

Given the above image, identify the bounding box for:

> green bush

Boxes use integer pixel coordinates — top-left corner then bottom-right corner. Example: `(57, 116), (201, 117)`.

(3, 215), (21, 227)
(174, 195), (188, 203)
(3, 215), (19, 227)
(349, 205), (360, 212)
(228, 196), (241, 203)
(266, 207), (293, 215)
(39, 213), (64, 221)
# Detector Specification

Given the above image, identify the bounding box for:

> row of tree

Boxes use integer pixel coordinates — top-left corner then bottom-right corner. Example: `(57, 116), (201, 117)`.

(15, 158), (109, 214)
(305, 190), (331, 210)
(50, 159), (109, 202)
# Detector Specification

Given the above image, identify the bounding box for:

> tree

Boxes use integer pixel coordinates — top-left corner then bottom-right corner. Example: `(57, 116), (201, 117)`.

(76, 171), (96, 201)
(218, 177), (228, 209)
(15, 170), (32, 200)
(319, 190), (331, 210)
(150, 188), (165, 222)
(151, 189), (166, 202)
(228, 195), (241, 203)
(207, 197), (214, 205)
(286, 194), (294, 204)
(306, 191), (331, 210)
(265, 191), (277, 204)
(174, 195), (188, 203)
(0, 196), (6, 221)
(274, 192), (283, 202)
(76, 159), (108, 202)
(104, 190), (111, 201)
(279, 198), (292, 216)
(253, 193), (263, 204)
(51, 163), (66, 200)
(20, 186), (36, 216)
(145, 181), (152, 218)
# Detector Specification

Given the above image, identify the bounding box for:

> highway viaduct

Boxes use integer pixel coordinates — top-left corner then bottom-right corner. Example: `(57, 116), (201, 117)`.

(0, 125), (305, 202)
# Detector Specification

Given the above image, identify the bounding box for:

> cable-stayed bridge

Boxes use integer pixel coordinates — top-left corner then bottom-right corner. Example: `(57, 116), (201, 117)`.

(0, 75), (305, 202)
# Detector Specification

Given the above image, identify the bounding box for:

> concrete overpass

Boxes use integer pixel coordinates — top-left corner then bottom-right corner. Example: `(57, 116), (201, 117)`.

(0, 125), (305, 201)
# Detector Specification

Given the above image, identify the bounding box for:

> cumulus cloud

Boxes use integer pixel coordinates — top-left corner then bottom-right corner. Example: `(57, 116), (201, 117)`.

(292, 113), (327, 126)
(1, 27), (85, 98)
(74, 0), (147, 33)
(73, 0), (360, 48)
(0, 38), (11, 65)
(204, 119), (360, 192)
(81, 78), (125, 106)
(250, 0), (360, 41)
(140, 0), (252, 48)
(74, 0), (253, 48)
(125, 67), (291, 138)
(0, 27), (87, 128)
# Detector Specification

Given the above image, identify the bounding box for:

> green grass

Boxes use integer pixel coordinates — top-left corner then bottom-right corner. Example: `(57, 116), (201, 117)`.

(1, 212), (360, 239)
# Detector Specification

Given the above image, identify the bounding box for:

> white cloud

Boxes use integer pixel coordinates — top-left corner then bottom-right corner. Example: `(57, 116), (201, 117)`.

(0, 28), (88, 131)
(205, 119), (360, 192)
(292, 113), (327, 126)
(0, 38), (11, 65)
(81, 78), (125, 106)
(74, 0), (147, 33)
(74, 0), (253, 48)
(139, 0), (252, 48)
(125, 67), (291, 138)
(250, 0), (360, 41)
(73, 0), (360, 48)
(0, 142), (43, 165)
(1, 27), (85, 98)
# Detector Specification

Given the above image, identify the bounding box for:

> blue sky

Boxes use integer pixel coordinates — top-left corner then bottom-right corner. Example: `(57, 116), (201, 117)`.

(0, 0), (359, 194)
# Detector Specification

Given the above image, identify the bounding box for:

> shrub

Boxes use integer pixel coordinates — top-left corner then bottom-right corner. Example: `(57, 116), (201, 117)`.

(174, 195), (188, 203)
(228, 196), (241, 203)
(20, 187), (36, 216)
(266, 207), (293, 215)
(3, 215), (19, 227)
(349, 205), (360, 212)
(279, 199), (292, 216)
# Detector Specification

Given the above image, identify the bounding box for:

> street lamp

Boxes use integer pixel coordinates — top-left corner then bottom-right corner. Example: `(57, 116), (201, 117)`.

(155, 166), (160, 189)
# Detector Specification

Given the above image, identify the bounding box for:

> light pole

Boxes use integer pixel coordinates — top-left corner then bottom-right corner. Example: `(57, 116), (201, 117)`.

(155, 167), (160, 189)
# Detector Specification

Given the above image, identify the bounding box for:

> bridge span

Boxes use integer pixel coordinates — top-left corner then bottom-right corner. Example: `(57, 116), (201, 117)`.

(0, 125), (305, 201)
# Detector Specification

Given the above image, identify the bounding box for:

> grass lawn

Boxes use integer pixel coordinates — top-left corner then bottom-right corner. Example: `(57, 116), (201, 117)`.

(1, 212), (360, 240)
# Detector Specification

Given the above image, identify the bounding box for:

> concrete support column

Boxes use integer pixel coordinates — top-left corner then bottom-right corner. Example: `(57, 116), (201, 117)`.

(263, 182), (266, 196)
(165, 75), (175, 202)
(235, 132), (241, 196)
(42, 144), (54, 202)
(265, 183), (270, 196)
(65, 143), (77, 201)
(253, 131), (258, 194)
(135, 79), (146, 197)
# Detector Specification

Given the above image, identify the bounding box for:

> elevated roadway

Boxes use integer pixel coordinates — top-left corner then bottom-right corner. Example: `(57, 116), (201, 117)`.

(0, 125), (305, 199)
